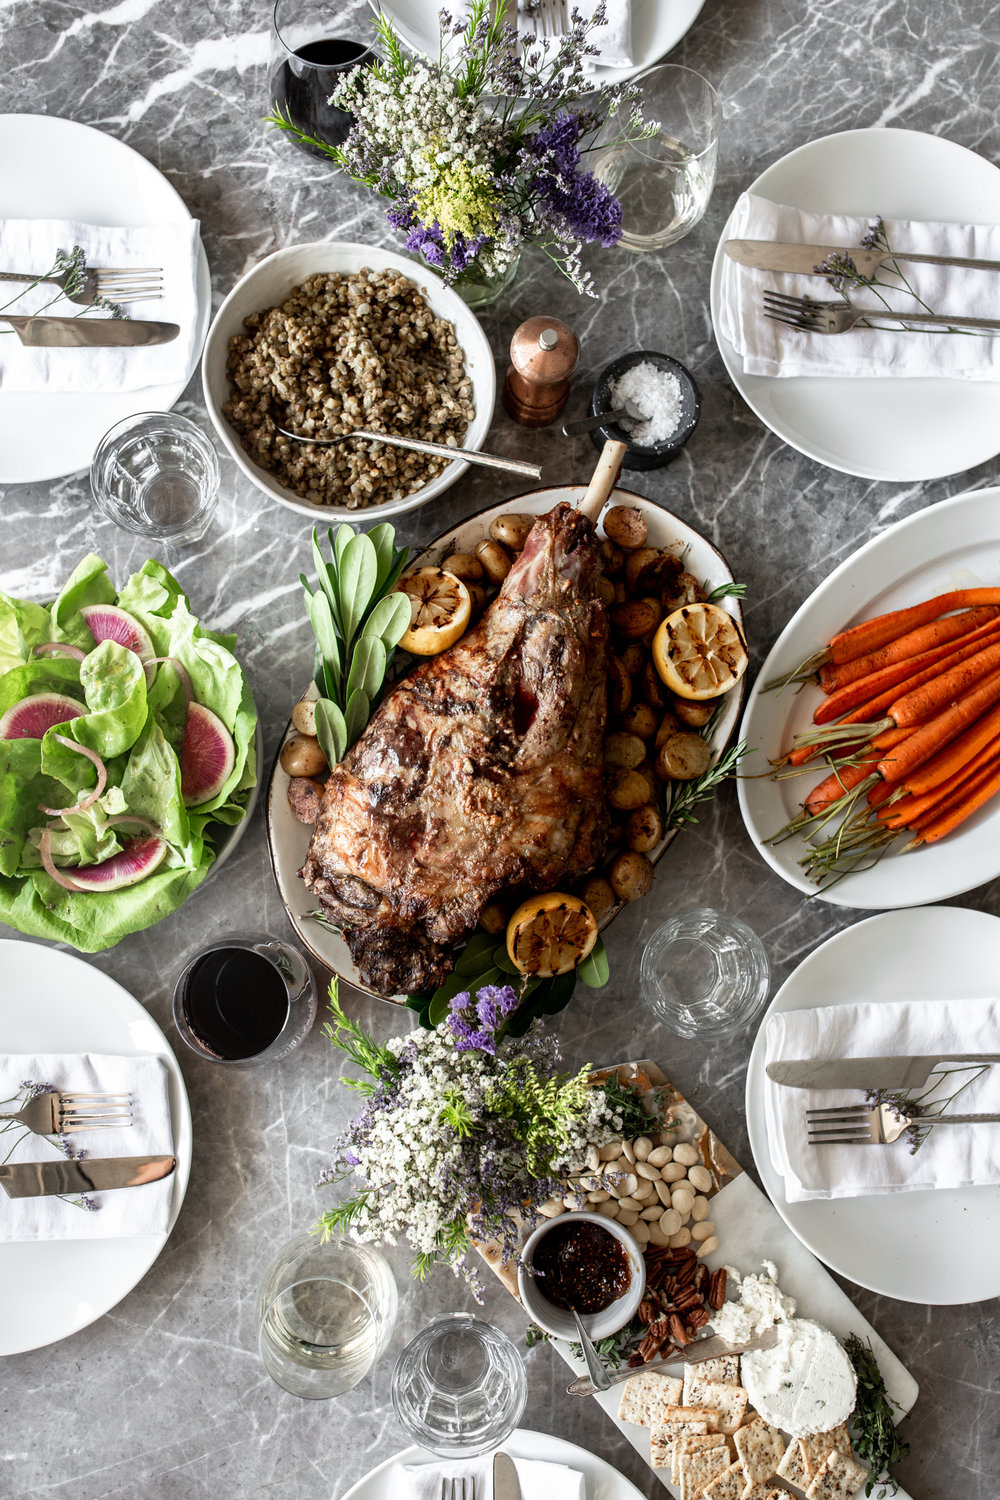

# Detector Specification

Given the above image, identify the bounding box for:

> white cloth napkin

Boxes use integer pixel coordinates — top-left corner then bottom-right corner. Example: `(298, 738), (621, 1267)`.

(0, 217), (202, 393)
(717, 191), (1000, 380)
(450, 2), (632, 70)
(397, 1455), (585, 1499)
(0, 1053), (175, 1242)
(764, 998), (1000, 1203)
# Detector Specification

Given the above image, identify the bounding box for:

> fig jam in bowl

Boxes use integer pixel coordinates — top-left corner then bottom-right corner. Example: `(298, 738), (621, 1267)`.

(518, 1211), (646, 1341)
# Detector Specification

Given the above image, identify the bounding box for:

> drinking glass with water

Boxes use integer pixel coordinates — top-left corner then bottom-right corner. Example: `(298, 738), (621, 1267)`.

(90, 411), (219, 543)
(257, 1233), (398, 1399)
(640, 908), (770, 1038)
(390, 1313), (527, 1457)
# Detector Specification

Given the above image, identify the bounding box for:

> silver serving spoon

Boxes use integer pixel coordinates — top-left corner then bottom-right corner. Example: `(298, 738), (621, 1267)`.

(562, 400), (643, 438)
(276, 424), (541, 480)
(569, 1305), (611, 1394)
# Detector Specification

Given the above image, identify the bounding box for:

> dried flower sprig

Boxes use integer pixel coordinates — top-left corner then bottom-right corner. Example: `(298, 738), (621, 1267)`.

(864, 1062), (990, 1153)
(817, 217), (982, 337)
(0, 246), (128, 325)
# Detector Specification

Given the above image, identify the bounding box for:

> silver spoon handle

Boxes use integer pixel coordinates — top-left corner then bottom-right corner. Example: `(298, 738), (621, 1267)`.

(570, 1306), (612, 1393)
(562, 408), (631, 437)
(281, 424), (541, 479)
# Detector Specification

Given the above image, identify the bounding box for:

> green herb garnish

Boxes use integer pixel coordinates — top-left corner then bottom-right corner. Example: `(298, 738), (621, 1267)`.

(663, 738), (752, 831)
(300, 523), (412, 768)
(526, 1319), (642, 1369)
(705, 580), (748, 605)
(845, 1334), (910, 1496)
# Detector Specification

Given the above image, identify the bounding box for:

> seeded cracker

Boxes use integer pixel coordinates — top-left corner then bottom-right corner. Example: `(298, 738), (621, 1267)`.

(733, 1419), (786, 1485)
(805, 1449), (870, 1500)
(672, 1434), (727, 1485)
(618, 1370), (685, 1426)
(800, 1425), (853, 1477)
(678, 1443), (732, 1500)
(702, 1460), (749, 1500)
(681, 1376), (749, 1435)
(650, 1419), (711, 1470)
(683, 1355), (741, 1396)
(776, 1438), (812, 1488)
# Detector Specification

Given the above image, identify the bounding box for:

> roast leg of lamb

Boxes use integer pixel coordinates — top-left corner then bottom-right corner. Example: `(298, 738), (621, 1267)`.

(300, 500), (610, 997)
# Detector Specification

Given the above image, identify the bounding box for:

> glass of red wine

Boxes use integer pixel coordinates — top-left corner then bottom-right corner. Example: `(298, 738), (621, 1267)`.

(268, 0), (377, 159)
(172, 933), (318, 1067)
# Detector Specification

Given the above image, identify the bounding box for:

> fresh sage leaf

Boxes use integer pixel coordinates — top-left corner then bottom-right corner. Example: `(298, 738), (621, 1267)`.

(333, 523), (354, 570)
(307, 591), (342, 697)
(367, 523), (397, 597)
(339, 533), (379, 644)
(454, 930), (498, 975)
(344, 688), (371, 746)
(365, 591), (411, 650)
(313, 698), (347, 768)
(577, 937), (609, 988)
(345, 636), (387, 704)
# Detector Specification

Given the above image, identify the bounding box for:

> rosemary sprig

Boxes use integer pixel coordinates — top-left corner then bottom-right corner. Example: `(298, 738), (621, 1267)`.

(844, 1335), (909, 1496)
(705, 580), (748, 605)
(663, 739), (752, 831)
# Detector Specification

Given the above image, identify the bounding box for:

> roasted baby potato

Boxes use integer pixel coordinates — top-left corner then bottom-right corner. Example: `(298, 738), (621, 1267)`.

(608, 850), (654, 902)
(655, 732), (712, 782)
(489, 513), (534, 551)
(603, 505), (647, 550)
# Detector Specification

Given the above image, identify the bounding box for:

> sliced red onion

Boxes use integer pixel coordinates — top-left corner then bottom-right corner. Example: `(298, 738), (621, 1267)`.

(39, 828), (88, 893)
(37, 734), (108, 818)
(32, 642), (87, 662)
(144, 655), (193, 709)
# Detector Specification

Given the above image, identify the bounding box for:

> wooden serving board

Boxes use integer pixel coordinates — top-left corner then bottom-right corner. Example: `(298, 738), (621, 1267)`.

(478, 1061), (919, 1500)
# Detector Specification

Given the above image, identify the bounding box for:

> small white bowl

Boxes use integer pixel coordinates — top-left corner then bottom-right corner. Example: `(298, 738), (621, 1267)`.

(201, 241), (496, 523)
(517, 1211), (647, 1342)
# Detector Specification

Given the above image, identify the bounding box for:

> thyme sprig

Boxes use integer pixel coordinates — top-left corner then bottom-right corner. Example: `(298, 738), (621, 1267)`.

(845, 1335), (909, 1496)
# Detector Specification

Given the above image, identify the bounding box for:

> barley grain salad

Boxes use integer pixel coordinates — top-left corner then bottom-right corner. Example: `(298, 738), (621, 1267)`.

(223, 267), (476, 509)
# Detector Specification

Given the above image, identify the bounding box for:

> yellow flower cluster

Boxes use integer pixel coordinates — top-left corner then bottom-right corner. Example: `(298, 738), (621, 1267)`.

(413, 153), (500, 247)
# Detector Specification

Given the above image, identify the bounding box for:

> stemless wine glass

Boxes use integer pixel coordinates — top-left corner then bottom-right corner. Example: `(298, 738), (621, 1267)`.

(172, 931), (318, 1067)
(594, 64), (721, 252)
(267, 0), (377, 158)
(390, 1313), (527, 1457)
(257, 1232), (398, 1399)
(640, 908), (770, 1039)
(90, 411), (220, 544)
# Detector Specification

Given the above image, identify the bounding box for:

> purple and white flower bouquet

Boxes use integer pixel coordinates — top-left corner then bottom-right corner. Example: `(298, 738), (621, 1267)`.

(269, 2), (651, 296)
(317, 980), (649, 1285)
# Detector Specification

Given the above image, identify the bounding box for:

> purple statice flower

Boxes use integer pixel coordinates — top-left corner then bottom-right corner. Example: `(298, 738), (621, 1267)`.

(59, 1136), (88, 1161)
(79, 1194), (100, 1212)
(860, 216), (886, 249)
(529, 112), (622, 247)
(475, 984), (519, 1031)
(19, 1080), (54, 1099)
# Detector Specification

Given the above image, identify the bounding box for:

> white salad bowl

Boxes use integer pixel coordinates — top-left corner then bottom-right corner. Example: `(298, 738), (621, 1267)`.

(201, 241), (496, 524)
(517, 1211), (647, 1342)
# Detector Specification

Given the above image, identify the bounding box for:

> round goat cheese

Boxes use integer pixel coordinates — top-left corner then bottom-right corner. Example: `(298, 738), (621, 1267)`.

(740, 1318), (857, 1437)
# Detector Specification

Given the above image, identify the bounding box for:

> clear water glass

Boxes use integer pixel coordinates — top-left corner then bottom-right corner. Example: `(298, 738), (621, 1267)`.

(257, 1233), (397, 1399)
(594, 64), (721, 252)
(640, 908), (770, 1039)
(390, 1313), (527, 1457)
(90, 411), (220, 543)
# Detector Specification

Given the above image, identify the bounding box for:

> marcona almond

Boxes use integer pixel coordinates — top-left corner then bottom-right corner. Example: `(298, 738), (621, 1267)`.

(648, 1145), (673, 1167)
(673, 1142), (700, 1167)
(635, 1161), (659, 1181)
(696, 1236), (719, 1258)
(661, 1161), (688, 1183)
(633, 1136), (653, 1161)
(687, 1164), (713, 1193)
(691, 1221), (717, 1242)
(690, 1196), (711, 1222)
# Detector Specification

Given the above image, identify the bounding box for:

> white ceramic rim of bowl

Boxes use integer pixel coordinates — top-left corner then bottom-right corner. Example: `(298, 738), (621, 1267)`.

(201, 240), (497, 522)
(517, 1210), (646, 1341)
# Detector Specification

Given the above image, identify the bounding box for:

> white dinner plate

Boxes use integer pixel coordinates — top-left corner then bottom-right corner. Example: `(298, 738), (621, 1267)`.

(341, 1427), (646, 1500)
(265, 487), (744, 1002)
(0, 113), (211, 485)
(737, 485), (1000, 908)
(0, 940), (192, 1355)
(746, 906), (1000, 1304)
(709, 127), (1000, 481)
(372, 0), (706, 86)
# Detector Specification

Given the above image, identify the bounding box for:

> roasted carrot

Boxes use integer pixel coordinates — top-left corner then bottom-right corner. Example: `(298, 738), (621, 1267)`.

(905, 759), (1000, 846)
(817, 616), (1000, 729)
(879, 744), (1000, 829)
(867, 778), (897, 809)
(902, 697), (1000, 798)
(817, 606), (999, 695)
(813, 613), (1000, 723)
(877, 672), (1000, 784)
(803, 757), (881, 817)
(885, 641), (1000, 730)
(828, 588), (1000, 666)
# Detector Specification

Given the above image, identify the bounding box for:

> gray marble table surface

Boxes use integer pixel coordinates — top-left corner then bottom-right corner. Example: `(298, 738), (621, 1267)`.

(1, 1), (999, 1496)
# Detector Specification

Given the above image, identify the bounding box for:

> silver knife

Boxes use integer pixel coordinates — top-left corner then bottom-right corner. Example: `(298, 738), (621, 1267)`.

(0, 1154), (176, 1198)
(565, 1328), (779, 1398)
(724, 238), (1000, 279)
(493, 1452), (522, 1500)
(1, 314), (179, 347)
(767, 1054), (1000, 1091)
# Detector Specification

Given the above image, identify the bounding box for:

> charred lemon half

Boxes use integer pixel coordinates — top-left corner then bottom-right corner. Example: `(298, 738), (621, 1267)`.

(506, 892), (598, 978)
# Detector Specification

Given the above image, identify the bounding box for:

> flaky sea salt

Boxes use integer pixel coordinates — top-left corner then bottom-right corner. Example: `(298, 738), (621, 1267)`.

(609, 360), (684, 445)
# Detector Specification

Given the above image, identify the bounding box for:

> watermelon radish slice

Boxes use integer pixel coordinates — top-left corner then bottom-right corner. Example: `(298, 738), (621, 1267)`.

(180, 702), (235, 806)
(0, 693), (85, 740)
(80, 605), (154, 665)
(40, 829), (167, 892)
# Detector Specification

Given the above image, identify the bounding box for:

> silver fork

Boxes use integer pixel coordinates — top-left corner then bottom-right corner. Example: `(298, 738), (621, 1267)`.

(535, 0), (569, 38)
(762, 288), (1000, 335)
(439, 1479), (477, 1500)
(0, 1089), (133, 1139)
(0, 265), (163, 308)
(807, 1101), (1000, 1145)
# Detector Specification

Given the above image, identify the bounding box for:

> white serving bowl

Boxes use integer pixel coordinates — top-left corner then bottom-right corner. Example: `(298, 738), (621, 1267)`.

(517, 1211), (647, 1342)
(201, 241), (496, 523)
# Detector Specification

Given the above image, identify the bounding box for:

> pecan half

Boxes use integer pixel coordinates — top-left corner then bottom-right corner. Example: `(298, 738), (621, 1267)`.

(708, 1268), (727, 1311)
(668, 1313), (692, 1346)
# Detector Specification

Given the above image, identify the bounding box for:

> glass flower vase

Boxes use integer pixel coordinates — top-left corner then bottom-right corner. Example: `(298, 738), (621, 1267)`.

(452, 253), (521, 310)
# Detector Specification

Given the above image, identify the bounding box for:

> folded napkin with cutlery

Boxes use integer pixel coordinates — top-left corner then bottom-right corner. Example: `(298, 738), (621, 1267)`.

(764, 998), (1000, 1202)
(0, 1053), (175, 1241)
(718, 192), (1000, 379)
(488, 1), (632, 69)
(0, 217), (201, 393)
(399, 1456), (584, 1498)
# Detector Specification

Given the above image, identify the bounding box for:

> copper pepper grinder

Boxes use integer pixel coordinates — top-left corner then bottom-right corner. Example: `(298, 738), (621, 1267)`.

(503, 315), (580, 426)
